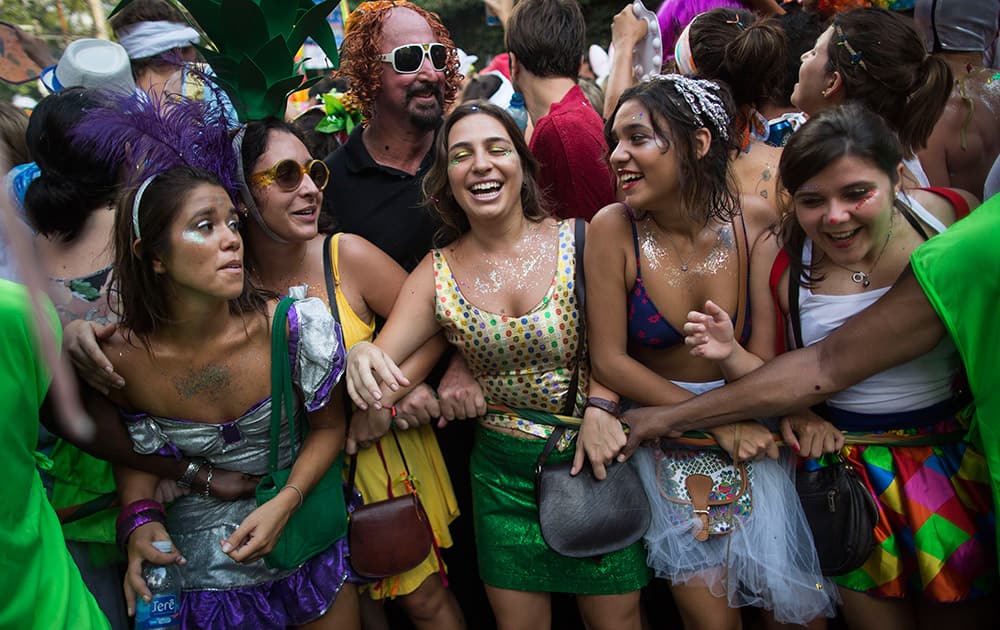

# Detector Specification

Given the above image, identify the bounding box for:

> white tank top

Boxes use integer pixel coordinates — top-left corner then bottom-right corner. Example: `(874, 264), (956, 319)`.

(798, 199), (959, 413)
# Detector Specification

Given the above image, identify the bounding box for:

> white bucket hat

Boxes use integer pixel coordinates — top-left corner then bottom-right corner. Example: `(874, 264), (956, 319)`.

(39, 38), (136, 95)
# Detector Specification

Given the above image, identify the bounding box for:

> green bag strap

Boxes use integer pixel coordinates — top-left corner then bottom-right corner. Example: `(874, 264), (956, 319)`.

(269, 297), (298, 474)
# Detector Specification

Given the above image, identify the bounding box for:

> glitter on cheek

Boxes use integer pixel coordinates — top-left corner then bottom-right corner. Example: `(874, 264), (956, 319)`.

(855, 189), (877, 212)
(181, 229), (207, 245)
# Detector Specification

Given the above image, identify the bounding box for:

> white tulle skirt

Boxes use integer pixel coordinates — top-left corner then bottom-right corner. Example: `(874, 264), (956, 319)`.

(635, 380), (838, 625)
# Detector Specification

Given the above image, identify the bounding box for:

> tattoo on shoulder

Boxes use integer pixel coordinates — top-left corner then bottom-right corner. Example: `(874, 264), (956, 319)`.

(173, 365), (231, 400)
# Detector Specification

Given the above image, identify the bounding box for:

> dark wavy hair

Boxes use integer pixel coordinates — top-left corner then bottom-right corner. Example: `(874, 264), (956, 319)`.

(422, 101), (549, 245)
(689, 7), (786, 129)
(823, 8), (952, 156)
(112, 166), (268, 341)
(778, 103), (913, 287)
(337, 1), (462, 122)
(604, 77), (740, 225)
(25, 88), (121, 241)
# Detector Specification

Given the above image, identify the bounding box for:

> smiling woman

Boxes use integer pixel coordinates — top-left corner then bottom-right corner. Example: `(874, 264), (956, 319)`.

(681, 103), (995, 627)
(343, 101), (651, 630)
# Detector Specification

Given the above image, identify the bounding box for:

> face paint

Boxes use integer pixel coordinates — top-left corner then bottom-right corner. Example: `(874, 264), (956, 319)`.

(181, 229), (208, 244)
(855, 188), (877, 211)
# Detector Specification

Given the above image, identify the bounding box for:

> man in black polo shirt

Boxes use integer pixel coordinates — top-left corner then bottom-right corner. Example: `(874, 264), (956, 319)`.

(322, 3), (493, 627)
(322, 2), (461, 272)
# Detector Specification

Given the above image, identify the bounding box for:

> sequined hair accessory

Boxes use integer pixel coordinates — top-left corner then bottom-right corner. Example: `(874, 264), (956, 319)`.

(654, 73), (731, 141)
(833, 17), (867, 71)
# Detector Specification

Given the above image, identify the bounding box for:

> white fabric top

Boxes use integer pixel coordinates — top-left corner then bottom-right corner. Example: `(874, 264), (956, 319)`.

(798, 198), (959, 413)
(902, 154), (931, 188)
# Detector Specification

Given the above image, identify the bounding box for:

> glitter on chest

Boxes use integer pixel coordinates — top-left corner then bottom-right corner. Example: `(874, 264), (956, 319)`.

(464, 229), (551, 295)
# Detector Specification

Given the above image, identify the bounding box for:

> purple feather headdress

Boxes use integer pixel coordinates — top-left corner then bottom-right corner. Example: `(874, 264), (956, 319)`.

(70, 88), (238, 238)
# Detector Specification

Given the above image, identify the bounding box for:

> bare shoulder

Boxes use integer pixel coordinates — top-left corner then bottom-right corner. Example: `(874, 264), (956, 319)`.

(908, 187), (980, 228)
(589, 202), (633, 234)
(739, 193), (778, 241)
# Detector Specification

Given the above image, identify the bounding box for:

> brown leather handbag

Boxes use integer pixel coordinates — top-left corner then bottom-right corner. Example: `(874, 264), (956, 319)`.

(346, 430), (434, 579)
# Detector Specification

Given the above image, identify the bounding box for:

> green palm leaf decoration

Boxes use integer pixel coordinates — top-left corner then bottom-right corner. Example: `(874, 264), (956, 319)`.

(112, 0), (340, 121)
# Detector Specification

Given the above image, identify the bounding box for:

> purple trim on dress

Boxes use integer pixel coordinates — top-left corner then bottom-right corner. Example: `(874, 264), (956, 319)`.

(307, 334), (344, 413)
(287, 302), (301, 374)
(220, 422), (242, 444)
(156, 442), (184, 460)
(179, 538), (351, 630)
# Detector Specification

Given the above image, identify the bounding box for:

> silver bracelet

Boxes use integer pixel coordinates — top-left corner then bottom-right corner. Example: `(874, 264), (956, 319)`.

(202, 462), (214, 497)
(177, 458), (204, 489)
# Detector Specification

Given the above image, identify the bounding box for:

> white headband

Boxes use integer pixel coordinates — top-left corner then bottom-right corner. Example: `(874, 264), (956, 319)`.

(117, 21), (200, 60)
(674, 20), (697, 76)
(131, 174), (158, 239)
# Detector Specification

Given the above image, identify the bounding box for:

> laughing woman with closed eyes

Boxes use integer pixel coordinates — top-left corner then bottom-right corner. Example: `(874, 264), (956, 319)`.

(343, 101), (650, 630)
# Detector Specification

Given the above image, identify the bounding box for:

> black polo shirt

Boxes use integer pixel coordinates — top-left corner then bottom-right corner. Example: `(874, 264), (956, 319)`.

(321, 125), (441, 272)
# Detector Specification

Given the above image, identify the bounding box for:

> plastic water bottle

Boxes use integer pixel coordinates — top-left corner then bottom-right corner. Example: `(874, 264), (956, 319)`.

(135, 541), (182, 629)
(507, 92), (529, 133)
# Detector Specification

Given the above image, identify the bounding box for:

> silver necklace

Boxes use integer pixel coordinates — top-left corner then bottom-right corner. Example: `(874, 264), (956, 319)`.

(829, 223), (893, 288)
(661, 232), (692, 272)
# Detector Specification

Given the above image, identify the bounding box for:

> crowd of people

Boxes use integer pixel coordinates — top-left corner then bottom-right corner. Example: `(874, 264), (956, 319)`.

(2, 0), (999, 629)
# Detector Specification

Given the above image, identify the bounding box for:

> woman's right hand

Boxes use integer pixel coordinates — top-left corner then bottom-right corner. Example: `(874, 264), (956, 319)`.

(684, 300), (736, 361)
(611, 4), (648, 50)
(573, 405), (627, 480)
(345, 341), (409, 410)
(123, 522), (186, 617)
(345, 406), (393, 455)
(64, 319), (124, 394)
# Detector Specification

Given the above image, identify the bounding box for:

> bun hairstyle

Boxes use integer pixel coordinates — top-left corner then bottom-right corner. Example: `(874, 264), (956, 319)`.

(689, 8), (787, 116)
(825, 8), (953, 156)
(24, 88), (120, 241)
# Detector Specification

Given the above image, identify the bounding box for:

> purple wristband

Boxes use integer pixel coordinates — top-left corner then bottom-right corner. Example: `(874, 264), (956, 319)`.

(116, 499), (164, 528)
(116, 510), (167, 550)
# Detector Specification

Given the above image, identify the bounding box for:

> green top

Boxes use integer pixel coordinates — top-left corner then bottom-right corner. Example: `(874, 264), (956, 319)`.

(0, 279), (109, 629)
(910, 193), (1000, 565)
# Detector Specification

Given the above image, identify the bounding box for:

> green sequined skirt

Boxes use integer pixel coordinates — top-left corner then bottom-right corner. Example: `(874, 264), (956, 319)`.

(471, 424), (651, 594)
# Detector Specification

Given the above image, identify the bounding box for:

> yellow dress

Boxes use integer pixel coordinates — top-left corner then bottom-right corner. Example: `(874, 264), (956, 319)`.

(329, 234), (459, 598)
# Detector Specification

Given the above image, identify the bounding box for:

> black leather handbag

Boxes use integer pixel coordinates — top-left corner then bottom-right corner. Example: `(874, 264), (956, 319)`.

(532, 218), (651, 558)
(535, 426), (652, 558)
(795, 457), (878, 575)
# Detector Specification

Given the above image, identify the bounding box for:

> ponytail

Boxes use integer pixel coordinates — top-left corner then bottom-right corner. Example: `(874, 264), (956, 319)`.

(902, 54), (952, 153)
(826, 8), (953, 156)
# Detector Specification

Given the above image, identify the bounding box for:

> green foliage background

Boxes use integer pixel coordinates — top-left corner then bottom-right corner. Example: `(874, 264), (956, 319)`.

(414, 0), (620, 68)
(1, 1), (626, 105)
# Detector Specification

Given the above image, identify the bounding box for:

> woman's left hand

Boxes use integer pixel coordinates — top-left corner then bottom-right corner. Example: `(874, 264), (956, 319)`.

(346, 405), (392, 455)
(780, 410), (844, 459)
(711, 421), (779, 462)
(220, 491), (297, 563)
(572, 406), (627, 480)
(345, 341), (409, 410)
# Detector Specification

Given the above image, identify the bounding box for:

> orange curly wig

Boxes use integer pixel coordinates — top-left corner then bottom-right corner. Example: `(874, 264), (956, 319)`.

(338, 1), (462, 122)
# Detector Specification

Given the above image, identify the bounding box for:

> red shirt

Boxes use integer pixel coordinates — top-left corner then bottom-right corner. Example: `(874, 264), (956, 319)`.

(529, 84), (615, 221)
